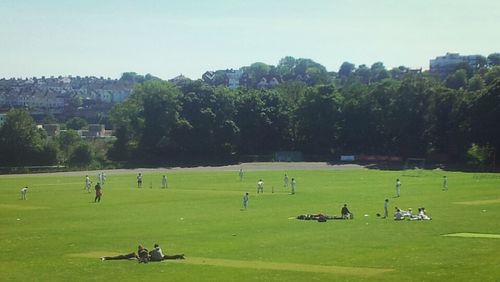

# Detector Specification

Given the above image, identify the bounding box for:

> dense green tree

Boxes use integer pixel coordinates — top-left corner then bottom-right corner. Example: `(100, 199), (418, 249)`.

(338, 62), (356, 78)
(0, 109), (46, 166)
(295, 85), (343, 154)
(66, 117), (88, 130)
(69, 143), (93, 167)
(445, 69), (467, 89)
(487, 53), (500, 66)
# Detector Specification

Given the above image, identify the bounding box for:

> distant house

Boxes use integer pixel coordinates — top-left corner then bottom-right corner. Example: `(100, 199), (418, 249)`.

(169, 74), (190, 86)
(87, 124), (105, 137)
(225, 69), (243, 89)
(430, 53), (485, 77)
(202, 69), (244, 89)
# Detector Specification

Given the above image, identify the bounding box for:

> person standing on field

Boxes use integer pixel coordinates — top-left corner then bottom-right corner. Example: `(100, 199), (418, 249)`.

(443, 176), (448, 191)
(239, 169), (244, 181)
(383, 199), (389, 218)
(85, 175), (92, 193)
(257, 179), (264, 194)
(290, 178), (296, 194)
(137, 173), (143, 188)
(284, 174), (289, 189)
(94, 183), (102, 203)
(242, 192), (249, 209)
(20, 186), (28, 200)
(162, 175), (168, 189)
(395, 178), (401, 197)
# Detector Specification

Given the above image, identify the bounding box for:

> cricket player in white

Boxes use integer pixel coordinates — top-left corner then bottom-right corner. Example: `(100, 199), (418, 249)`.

(290, 178), (296, 194)
(257, 179), (264, 193)
(85, 175), (92, 193)
(443, 176), (448, 191)
(383, 199), (389, 218)
(242, 192), (249, 209)
(162, 175), (168, 189)
(395, 178), (401, 197)
(239, 169), (244, 181)
(21, 187), (28, 200)
(284, 174), (289, 188)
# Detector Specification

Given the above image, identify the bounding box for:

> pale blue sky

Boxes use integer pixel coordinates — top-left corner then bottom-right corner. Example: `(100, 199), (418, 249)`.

(1, 0), (499, 79)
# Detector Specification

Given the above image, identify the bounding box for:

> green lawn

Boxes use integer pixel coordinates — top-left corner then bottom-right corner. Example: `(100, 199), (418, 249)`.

(1, 166), (499, 281)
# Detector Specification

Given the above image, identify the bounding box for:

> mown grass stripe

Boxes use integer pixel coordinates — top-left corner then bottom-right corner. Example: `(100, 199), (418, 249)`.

(442, 233), (500, 239)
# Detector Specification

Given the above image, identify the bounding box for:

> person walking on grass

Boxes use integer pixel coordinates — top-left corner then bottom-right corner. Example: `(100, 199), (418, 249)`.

(94, 183), (102, 203)
(284, 174), (289, 189)
(443, 176), (448, 191)
(242, 192), (249, 209)
(85, 175), (92, 193)
(239, 168), (244, 181)
(137, 173), (143, 188)
(162, 175), (168, 189)
(291, 178), (296, 194)
(257, 179), (264, 194)
(383, 199), (389, 218)
(20, 186), (28, 200)
(395, 178), (401, 197)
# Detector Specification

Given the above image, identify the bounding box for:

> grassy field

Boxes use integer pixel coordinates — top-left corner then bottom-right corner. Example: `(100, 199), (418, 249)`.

(1, 165), (499, 281)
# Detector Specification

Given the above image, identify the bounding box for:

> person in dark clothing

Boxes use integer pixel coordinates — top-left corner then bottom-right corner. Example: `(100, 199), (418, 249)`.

(101, 252), (137, 261)
(94, 183), (102, 203)
(341, 204), (352, 219)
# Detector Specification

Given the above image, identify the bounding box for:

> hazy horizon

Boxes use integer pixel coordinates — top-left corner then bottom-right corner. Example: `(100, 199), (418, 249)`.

(1, 0), (499, 80)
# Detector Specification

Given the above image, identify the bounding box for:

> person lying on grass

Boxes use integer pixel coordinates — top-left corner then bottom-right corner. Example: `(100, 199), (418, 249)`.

(101, 244), (184, 262)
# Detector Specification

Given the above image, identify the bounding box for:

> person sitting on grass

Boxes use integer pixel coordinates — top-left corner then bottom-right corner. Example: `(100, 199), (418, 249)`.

(341, 204), (353, 219)
(137, 245), (150, 263)
(149, 243), (185, 261)
(418, 207), (432, 220)
(394, 208), (404, 220)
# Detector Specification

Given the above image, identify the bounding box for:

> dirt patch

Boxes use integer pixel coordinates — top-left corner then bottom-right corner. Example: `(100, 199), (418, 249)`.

(442, 233), (500, 239)
(454, 199), (500, 205)
(170, 257), (392, 276)
(69, 252), (392, 276)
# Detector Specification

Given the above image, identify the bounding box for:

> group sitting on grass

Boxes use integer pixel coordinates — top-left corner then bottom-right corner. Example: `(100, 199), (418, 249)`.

(101, 244), (185, 263)
(394, 207), (432, 221)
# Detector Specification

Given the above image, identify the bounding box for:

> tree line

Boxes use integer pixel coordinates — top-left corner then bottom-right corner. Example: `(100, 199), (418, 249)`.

(1, 55), (499, 168)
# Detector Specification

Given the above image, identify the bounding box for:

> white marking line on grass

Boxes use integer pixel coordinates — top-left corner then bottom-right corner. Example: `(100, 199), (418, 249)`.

(442, 233), (500, 239)
(170, 256), (393, 276)
(68, 252), (393, 276)
(454, 199), (500, 205)
(0, 204), (48, 210)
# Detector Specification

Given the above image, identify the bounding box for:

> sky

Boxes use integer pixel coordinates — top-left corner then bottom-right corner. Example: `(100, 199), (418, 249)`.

(1, 0), (499, 80)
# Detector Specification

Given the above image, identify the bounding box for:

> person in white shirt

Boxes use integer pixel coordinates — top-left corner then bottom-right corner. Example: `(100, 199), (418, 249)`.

(383, 199), (389, 218)
(239, 169), (244, 181)
(242, 192), (249, 209)
(395, 178), (401, 197)
(290, 178), (296, 194)
(257, 179), (264, 194)
(137, 173), (143, 188)
(162, 175), (168, 189)
(284, 174), (289, 189)
(20, 186), (28, 200)
(443, 176), (448, 191)
(85, 175), (92, 193)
